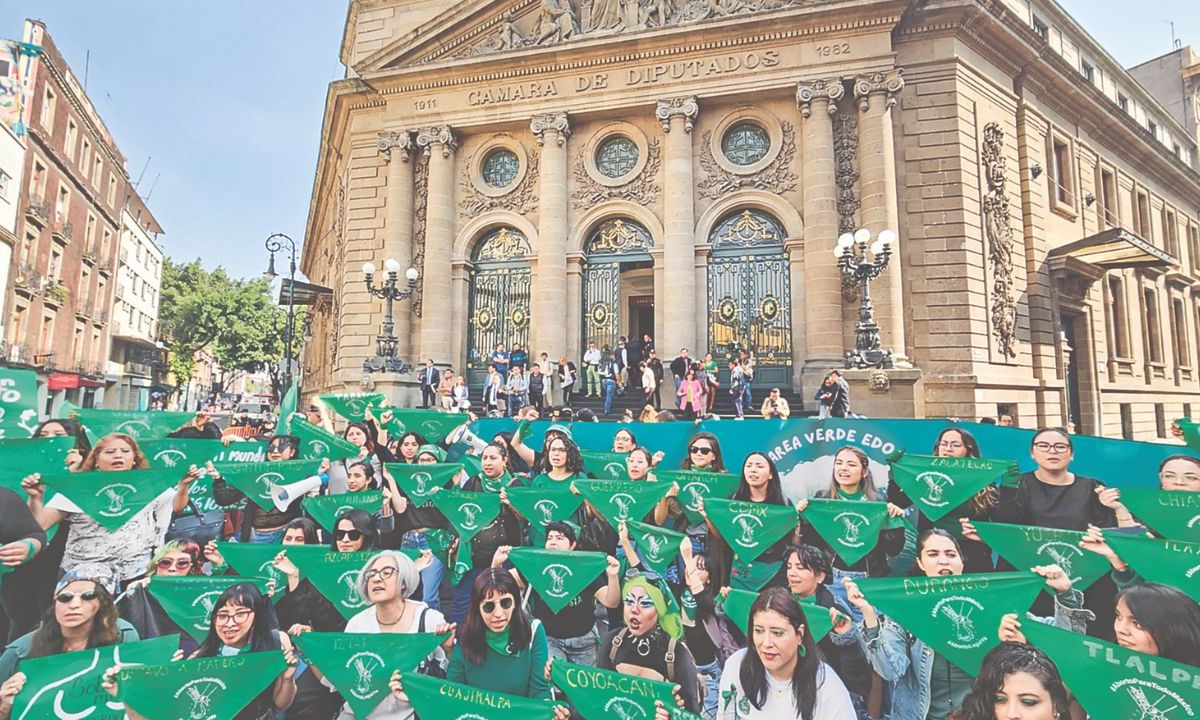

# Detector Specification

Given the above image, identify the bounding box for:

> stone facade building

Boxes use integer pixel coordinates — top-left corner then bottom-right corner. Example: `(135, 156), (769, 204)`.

(302, 0), (1200, 439)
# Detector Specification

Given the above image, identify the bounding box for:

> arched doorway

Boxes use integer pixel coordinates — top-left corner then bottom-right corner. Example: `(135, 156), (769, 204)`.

(581, 218), (654, 354)
(706, 209), (792, 386)
(465, 227), (532, 387)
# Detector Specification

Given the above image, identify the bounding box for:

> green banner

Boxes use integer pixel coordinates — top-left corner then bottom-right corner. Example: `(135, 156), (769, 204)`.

(1117, 488), (1200, 542)
(581, 450), (630, 482)
(140, 438), (226, 470)
(431, 489), (502, 543)
(291, 416), (361, 461)
(508, 547), (608, 614)
(0, 368), (39, 440)
(39, 467), (180, 531)
(550, 660), (680, 720)
(574, 479), (670, 528)
(149, 575), (273, 643)
(1023, 621), (1200, 720)
(506, 484), (584, 544)
(888, 453), (1011, 521)
(10, 635), (177, 720)
(403, 671), (559, 720)
(719, 588), (838, 643)
(856, 571), (1045, 675)
(213, 459), (321, 512)
(653, 470), (740, 526)
(318, 392), (385, 423)
(384, 409), (468, 442)
(387, 463), (461, 508)
(704, 498), (798, 563)
(286, 548), (375, 620)
(214, 542), (290, 602)
(1179, 418), (1200, 453)
(800, 498), (907, 566)
(279, 381), (298, 434)
(302, 490), (385, 532)
(118, 651), (285, 720)
(973, 521), (1111, 589)
(626, 519), (685, 575)
(295, 632), (445, 719)
(70, 408), (195, 441)
(1105, 532), (1200, 597)
(0, 436), (77, 497)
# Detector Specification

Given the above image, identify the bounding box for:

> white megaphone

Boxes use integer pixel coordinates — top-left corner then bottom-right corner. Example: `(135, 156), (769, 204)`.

(447, 422), (489, 453)
(270, 476), (324, 512)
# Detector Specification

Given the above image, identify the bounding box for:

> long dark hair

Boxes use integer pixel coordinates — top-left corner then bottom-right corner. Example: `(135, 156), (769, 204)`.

(27, 582), (120, 658)
(459, 569), (530, 666)
(330, 509), (379, 551)
(954, 642), (1070, 720)
(343, 422), (376, 453)
(734, 451), (786, 505)
(930, 427), (981, 458)
(1118, 583), (1200, 666)
(348, 461), (378, 490)
(682, 431), (726, 472)
(193, 583), (280, 658)
(911, 528), (963, 577)
(281, 517), (320, 544)
(397, 431), (428, 463)
(34, 418), (92, 454)
(542, 434), (583, 476)
(740, 587), (819, 719)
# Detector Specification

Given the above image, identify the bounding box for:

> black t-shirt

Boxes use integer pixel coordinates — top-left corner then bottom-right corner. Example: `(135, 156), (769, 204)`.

(461, 474), (524, 567)
(533, 576), (604, 640)
(990, 472), (1116, 530)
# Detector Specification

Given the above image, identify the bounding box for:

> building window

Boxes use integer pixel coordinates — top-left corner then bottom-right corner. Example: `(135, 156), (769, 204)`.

(1188, 223), (1200, 272)
(40, 87), (55, 128)
(0, 170), (9, 200)
(1081, 61), (1094, 83)
(1148, 120), (1158, 138)
(81, 139), (91, 170)
(55, 186), (70, 223)
(595, 136), (639, 178)
(92, 157), (103, 186)
(1032, 15), (1048, 38)
(49, 249), (62, 280)
(32, 161), (46, 196)
(107, 176), (117, 207)
(1119, 403), (1133, 439)
(85, 215), (97, 248)
(1106, 276), (1130, 358)
(1048, 132), (1076, 213)
(1145, 288), (1163, 364)
(481, 149), (519, 189)
(1171, 297), (1190, 368)
(1163, 208), (1178, 257)
(65, 120), (77, 159)
(1155, 404), (1167, 438)
(39, 314), (55, 353)
(1118, 93), (1129, 112)
(1133, 190), (1151, 240)
(721, 122), (771, 166)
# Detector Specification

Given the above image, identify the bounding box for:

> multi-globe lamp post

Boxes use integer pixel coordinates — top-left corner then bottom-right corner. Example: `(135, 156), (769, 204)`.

(836, 227), (897, 369)
(361, 258), (420, 374)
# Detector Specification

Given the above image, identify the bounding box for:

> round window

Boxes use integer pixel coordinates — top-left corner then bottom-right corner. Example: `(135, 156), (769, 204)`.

(721, 122), (770, 166)
(481, 148), (520, 188)
(595, 136), (639, 179)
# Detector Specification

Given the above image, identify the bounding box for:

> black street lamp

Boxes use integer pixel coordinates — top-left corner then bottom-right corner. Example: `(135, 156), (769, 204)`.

(837, 227), (897, 369)
(362, 258), (420, 374)
(264, 233), (298, 393)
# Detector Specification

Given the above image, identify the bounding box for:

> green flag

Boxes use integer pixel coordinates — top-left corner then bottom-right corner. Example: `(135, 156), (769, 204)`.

(403, 671), (559, 720)
(719, 588), (838, 643)
(973, 521), (1112, 590)
(653, 469), (740, 526)
(888, 453), (1010, 521)
(387, 463), (461, 508)
(303, 490), (385, 532)
(39, 467), (180, 531)
(458, 453), (484, 481)
(1117, 488), (1200, 542)
(508, 547), (608, 614)
(70, 408), (194, 440)
(118, 650), (285, 720)
(291, 416), (361, 461)
(729, 559), (782, 591)
(581, 450), (630, 481)
(0, 368), (40, 440)
(295, 632), (445, 719)
(212, 459), (322, 512)
(383, 409), (468, 442)
(574, 479), (670, 528)
(279, 381), (298, 434)
(506, 483), (585, 538)
(149, 575), (273, 643)
(0, 436), (75, 497)
(426, 528), (471, 587)
(626, 519), (685, 575)
(1022, 620), (1200, 720)
(431, 489), (502, 543)
(1178, 418), (1200, 452)
(140, 438), (226, 470)
(214, 542), (290, 602)
(550, 660), (682, 720)
(10, 635), (177, 720)
(318, 392), (385, 423)
(286, 548), (375, 620)
(800, 498), (908, 565)
(1105, 532), (1200, 597)
(705, 498), (798, 563)
(855, 571), (1045, 674)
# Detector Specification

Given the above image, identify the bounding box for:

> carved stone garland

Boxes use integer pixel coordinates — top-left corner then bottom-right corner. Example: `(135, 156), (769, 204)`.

(459, 149), (540, 216)
(411, 156), (430, 317)
(697, 121), (797, 200)
(982, 121), (1018, 358)
(570, 139), (662, 208)
(833, 110), (861, 301)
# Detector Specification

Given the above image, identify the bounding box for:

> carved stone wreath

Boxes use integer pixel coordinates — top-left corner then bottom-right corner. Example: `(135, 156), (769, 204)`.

(459, 150), (540, 216)
(411, 156), (430, 317)
(697, 121), (797, 199)
(834, 111), (862, 301)
(982, 121), (1018, 359)
(570, 139), (662, 208)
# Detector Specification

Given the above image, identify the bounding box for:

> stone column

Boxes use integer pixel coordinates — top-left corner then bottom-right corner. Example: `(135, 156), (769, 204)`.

(416, 126), (457, 364)
(655, 96), (699, 356)
(377, 130), (416, 358)
(854, 70), (909, 363)
(796, 79), (845, 372)
(530, 112), (570, 362)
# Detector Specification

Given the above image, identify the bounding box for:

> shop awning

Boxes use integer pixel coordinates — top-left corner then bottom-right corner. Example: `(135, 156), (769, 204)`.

(277, 278), (332, 306)
(48, 373), (106, 390)
(1046, 227), (1177, 270)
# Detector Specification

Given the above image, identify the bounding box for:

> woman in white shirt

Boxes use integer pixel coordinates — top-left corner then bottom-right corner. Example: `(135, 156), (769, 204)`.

(717, 587), (855, 719)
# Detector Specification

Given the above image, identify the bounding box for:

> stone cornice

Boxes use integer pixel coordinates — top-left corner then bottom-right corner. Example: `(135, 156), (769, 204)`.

(530, 112), (570, 145)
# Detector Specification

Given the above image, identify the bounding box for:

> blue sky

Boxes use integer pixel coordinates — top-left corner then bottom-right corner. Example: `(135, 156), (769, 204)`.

(2, 1), (1196, 279)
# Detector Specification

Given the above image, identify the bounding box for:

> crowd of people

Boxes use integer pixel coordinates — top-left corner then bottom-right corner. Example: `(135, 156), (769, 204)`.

(0, 398), (1196, 720)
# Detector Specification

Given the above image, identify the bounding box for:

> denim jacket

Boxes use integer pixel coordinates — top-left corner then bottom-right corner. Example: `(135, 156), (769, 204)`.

(858, 589), (1093, 720)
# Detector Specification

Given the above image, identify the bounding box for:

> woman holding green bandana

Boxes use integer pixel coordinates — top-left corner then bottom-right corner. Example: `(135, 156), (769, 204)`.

(389, 445), (456, 612)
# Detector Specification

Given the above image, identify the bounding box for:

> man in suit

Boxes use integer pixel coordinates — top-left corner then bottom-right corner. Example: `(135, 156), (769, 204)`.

(418, 359), (440, 408)
(625, 334), (642, 389)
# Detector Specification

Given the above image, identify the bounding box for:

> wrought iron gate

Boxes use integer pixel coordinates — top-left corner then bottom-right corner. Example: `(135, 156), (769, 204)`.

(466, 228), (532, 387)
(580, 219), (654, 354)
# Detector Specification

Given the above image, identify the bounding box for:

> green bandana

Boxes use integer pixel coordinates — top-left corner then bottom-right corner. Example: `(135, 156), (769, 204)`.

(291, 417), (362, 461)
(279, 381), (298, 434)
(10, 635), (177, 720)
(295, 631), (445, 718)
(118, 650), (286, 720)
(653, 469), (741, 526)
(888, 454), (1010, 521)
(1115, 488), (1200, 542)
(625, 519), (686, 575)
(1104, 532), (1200, 597)
(971, 521), (1111, 589)
(581, 450), (631, 482)
(800, 498), (909, 565)
(479, 470), (514, 494)
(425, 528), (471, 587)
(212, 459), (321, 512)
(39, 467), (180, 531)
(402, 672), (560, 720)
(855, 571), (1046, 675)
(317, 392), (385, 423)
(1022, 620), (1200, 720)
(0, 437), (75, 500)
(550, 660), (691, 720)
(386, 409), (469, 442)
(70, 408), (196, 441)
(416, 444), (447, 463)
(704, 498), (799, 563)
(0, 368), (39, 440)
(214, 542), (291, 602)
(508, 547), (608, 614)
(302, 490), (385, 532)
(574, 479), (671, 528)
(486, 629), (514, 656)
(506, 484), (585, 542)
(140, 438), (226, 470)
(148, 575), (273, 643)
(1178, 418), (1200, 452)
(720, 588), (840, 642)
(432, 489), (502, 543)
(387, 462), (460, 508)
(286, 548), (377, 620)
(729, 560), (782, 591)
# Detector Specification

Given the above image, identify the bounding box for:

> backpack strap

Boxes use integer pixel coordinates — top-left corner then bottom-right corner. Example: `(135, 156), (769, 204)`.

(665, 636), (677, 684)
(417, 606), (430, 633)
(609, 628), (628, 665)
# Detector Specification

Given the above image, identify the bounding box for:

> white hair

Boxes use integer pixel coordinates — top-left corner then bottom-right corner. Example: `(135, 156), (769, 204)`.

(355, 550), (420, 603)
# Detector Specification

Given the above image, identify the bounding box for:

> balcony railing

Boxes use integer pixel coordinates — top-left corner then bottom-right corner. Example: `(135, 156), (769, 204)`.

(97, 260), (113, 276)
(42, 281), (68, 306)
(24, 194), (49, 226)
(14, 265), (44, 294)
(81, 244), (100, 264)
(76, 301), (95, 319)
(6, 343), (32, 365)
(96, 309), (109, 325)
(124, 361), (153, 377)
(51, 221), (73, 244)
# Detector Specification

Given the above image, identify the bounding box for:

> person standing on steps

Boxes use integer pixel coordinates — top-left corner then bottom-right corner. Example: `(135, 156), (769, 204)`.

(583, 340), (602, 397)
(418, 359), (439, 409)
(670, 348), (691, 393)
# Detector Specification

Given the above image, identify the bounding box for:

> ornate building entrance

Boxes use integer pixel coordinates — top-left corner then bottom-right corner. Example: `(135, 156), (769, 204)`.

(581, 218), (654, 353)
(465, 228), (532, 387)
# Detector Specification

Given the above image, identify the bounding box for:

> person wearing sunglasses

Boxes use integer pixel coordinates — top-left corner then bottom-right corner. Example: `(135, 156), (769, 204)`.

(330, 509), (381, 553)
(116, 539), (205, 655)
(211, 435), (330, 544)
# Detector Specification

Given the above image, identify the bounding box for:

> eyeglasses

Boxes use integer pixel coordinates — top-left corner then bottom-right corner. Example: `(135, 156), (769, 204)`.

(937, 441), (964, 450)
(481, 596), (515, 614)
(364, 566), (398, 582)
(335, 529), (363, 541)
(1032, 442), (1071, 454)
(267, 443), (291, 452)
(156, 558), (194, 571)
(689, 446), (713, 456)
(55, 590), (99, 604)
(623, 595), (656, 610)
(214, 608), (254, 625)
